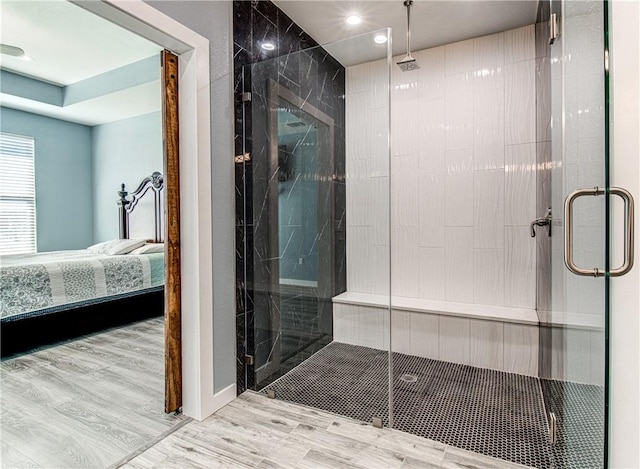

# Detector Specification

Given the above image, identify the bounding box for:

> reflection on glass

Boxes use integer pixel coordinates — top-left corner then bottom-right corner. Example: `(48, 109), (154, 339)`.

(249, 69), (338, 388)
(273, 96), (331, 379)
(277, 102), (319, 288)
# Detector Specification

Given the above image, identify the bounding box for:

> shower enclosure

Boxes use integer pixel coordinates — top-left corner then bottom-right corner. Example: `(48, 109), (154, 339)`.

(235, 1), (631, 467)
(236, 29), (371, 391)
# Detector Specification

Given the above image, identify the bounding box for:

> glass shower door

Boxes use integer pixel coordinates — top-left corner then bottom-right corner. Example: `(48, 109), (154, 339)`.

(239, 29), (393, 427)
(384, 1), (620, 467)
(540, 1), (611, 466)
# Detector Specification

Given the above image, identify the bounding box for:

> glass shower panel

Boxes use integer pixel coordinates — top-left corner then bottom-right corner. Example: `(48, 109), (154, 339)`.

(542, 1), (608, 467)
(241, 30), (392, 426)
(248, 70), (337, 386)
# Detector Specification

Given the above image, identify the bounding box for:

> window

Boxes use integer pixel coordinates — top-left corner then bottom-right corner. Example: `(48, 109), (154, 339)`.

(0, 132), (36, 255)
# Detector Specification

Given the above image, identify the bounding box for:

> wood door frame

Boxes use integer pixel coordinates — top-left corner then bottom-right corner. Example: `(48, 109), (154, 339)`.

(162, 49), (182, 413)
(74, 0), (237, 420)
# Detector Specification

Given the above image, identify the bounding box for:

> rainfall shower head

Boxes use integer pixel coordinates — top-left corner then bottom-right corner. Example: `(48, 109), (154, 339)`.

(397, 0), (419, 71)
(397, 54), (419, 72)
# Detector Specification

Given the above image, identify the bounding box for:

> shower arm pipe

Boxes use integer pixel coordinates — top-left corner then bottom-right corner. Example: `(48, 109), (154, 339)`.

(405, 0), (413, 56)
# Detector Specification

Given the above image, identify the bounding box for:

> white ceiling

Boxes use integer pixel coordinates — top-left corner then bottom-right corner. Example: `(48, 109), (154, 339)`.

(0, 0), (539, 123)
(0, 0), (163, 125)
(274, 0), (539, 66)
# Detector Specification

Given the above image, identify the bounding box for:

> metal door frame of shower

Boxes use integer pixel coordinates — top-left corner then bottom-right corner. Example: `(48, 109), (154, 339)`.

(603, 4), (612, 465)
(608, 0), (640, 464)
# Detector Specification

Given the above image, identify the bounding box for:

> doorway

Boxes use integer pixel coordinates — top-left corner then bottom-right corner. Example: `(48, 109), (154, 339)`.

(0, 1), (184, 466)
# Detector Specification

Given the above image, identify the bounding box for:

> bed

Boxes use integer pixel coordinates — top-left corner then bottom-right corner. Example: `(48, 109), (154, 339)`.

(1, 172), (165, 357)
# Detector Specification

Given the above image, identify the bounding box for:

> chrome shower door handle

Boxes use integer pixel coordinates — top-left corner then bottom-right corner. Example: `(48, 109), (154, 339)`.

(564, 187), (635, 277)
(564, 187), (603, 277)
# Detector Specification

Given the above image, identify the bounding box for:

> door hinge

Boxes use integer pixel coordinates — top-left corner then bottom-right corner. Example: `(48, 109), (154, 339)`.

(243, 354), (254, 365)
(549, 13), (558, 45)
(549, 412), (558, 444)
(241, 92), (252, 103)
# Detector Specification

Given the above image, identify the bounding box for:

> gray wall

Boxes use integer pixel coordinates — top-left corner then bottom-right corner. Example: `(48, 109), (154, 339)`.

(91, 112), (162, 242)
(144, 0), (236, 393)
(0, 107), (93, 252)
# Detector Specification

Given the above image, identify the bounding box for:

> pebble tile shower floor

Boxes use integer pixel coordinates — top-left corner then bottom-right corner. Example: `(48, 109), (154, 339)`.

(262, 342), (603, 469)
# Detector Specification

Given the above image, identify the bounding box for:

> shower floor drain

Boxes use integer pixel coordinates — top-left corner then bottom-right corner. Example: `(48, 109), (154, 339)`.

(399, 373), (418, 383)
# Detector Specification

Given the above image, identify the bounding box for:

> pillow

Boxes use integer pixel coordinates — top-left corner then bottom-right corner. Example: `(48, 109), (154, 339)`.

(128, 243), (165, 255)
(87, 239), (147, 255)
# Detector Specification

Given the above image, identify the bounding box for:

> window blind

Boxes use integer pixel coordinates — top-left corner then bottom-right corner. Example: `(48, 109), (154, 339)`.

(0, 132), (36, 255)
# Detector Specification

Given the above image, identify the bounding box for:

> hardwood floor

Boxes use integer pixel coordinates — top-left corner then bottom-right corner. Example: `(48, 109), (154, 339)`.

(0, 318), (187, 469)
(121, 392), (533, 469)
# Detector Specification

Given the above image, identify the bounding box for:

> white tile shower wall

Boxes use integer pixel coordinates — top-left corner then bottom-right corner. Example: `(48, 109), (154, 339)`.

(345, 25), (537, 310)
(345, 62), (390, 295)
(333, 303), (540, 376)
(555, 8), (606, 320)
(333, 302), (602, 382)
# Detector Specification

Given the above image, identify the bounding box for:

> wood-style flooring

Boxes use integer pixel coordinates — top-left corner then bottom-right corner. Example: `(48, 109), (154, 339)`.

(2, 317), (532, 469)
(0, 318), (187, 469)
(122, 392), (533, 469)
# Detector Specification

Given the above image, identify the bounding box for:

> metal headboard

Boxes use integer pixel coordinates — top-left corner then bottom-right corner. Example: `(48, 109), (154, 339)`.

(117, 172), (164, 242)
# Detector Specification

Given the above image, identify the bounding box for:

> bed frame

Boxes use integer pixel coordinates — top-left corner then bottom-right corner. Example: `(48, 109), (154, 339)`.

(118, 171), (164, 242)
(1, 173), (166, 358)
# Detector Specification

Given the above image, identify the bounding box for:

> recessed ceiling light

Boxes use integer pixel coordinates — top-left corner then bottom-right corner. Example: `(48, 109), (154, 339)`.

(374, 34), (388, 44)
(0, 43), (32, 61)
(346, 15), (362, 25)
(261, 42), (275, 51)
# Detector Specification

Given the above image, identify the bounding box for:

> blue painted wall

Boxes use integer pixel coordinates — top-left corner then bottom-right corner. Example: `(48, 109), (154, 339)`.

(0, 70), (63, 106)
(1, 57), (158, 108)
(64, 56), (159, 106)
(91, 112), (162, 242)
(0, 107), (93, 252)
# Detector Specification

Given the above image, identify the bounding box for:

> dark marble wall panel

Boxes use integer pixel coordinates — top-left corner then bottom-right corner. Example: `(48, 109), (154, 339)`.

(233, 0), (346, 393)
